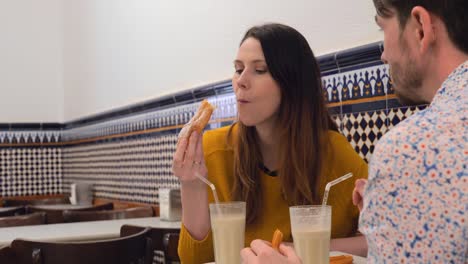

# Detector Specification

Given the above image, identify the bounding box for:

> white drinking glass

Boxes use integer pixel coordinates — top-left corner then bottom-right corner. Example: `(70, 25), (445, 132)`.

(209, 201), (246, 264)
(290, 205), (331, 264)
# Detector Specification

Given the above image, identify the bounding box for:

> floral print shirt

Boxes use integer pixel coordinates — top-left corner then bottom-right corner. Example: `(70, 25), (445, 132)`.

(360, 61), (468, 264)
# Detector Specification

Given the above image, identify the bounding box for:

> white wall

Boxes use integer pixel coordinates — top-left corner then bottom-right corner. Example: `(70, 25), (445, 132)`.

(63, 0), (382, 122)
(0, 0), (63, 123)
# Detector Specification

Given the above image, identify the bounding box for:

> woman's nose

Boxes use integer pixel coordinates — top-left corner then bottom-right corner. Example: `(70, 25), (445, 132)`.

(236, 71), (249, 89)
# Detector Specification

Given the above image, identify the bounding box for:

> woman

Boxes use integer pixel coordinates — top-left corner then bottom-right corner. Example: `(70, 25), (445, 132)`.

(172, 23), (368, 264)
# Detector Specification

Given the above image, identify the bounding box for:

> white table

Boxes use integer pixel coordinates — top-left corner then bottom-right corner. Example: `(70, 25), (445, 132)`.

(30, 204), (94, 210)
(205, 251), (366, 264)
(0, 206), (23, 213)
(0, 217), (180, 247)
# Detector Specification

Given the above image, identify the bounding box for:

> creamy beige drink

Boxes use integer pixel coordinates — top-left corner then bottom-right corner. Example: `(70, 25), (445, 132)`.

(211, 214), (245, 264)
(210, 202), (246, 264)
(290, 205), (331, 264)
(292, 228), (331, 264)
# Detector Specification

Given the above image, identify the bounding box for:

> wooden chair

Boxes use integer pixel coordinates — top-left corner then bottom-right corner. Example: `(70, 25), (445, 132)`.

(121, 225), (180, 264)
(2, 197), (70, 207)
(0, 246), (15, 264)
(76, 202), (114, 211)
(0, 206), (26, 217)
(0, 212), (46, 228)
(163, 232), (180, 263)
(9, 227), (154, 264)
(28, 203), (115, 224)
(63, 207), (154, 223)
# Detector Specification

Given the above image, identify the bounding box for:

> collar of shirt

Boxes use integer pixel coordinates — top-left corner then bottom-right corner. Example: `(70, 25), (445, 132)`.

(430, 60), (468, 106)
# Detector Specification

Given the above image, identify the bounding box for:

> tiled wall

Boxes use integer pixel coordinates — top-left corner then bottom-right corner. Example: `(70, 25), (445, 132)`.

(0, 129), (62, 197)
(61, 95), (237, 203)
(322, 63), (427, 161)
(0, 41), (428, 203)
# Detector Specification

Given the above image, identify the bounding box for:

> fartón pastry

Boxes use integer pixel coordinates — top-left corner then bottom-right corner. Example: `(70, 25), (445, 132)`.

(329, 255), (353, 264)
(271, 229), (283, 251)
(178, 99), (215, 140)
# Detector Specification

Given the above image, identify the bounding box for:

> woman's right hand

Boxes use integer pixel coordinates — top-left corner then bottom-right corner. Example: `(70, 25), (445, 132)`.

(172, 130), (211, 240)
(172, 131), (208, 188)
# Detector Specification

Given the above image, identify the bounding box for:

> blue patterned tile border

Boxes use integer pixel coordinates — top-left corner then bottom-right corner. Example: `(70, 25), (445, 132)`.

(0, 130), (62, 145)
(62, 94), (237, 142)
(322, 64), (392, 104)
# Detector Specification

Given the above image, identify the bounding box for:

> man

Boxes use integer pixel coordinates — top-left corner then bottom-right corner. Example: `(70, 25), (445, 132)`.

(241, 0), (467, 263)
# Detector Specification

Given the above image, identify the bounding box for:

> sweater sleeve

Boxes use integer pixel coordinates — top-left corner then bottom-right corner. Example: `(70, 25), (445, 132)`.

(177, 223), (214, 264)
(177, 126), (233, 264)
(325, 131), (369, 238)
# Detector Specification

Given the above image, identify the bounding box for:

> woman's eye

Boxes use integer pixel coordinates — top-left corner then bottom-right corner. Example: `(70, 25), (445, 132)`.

(235, 68), (244, 74)
(255, 69), (267, 74)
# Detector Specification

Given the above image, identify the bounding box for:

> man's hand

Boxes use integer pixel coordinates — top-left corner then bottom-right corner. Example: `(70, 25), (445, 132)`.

(352, 179), (368, 211)
(241, 239), (302, 264)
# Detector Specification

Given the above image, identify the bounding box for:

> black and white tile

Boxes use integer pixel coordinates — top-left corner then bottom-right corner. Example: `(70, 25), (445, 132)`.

(340, 110), (387, 162)
(62, 132), (179, 204)
(387, 105), (428, 129)
(0, 147), (62, 197)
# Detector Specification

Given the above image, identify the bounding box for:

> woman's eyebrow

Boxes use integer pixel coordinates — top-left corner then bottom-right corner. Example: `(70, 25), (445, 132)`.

(233, 59), (266, 64)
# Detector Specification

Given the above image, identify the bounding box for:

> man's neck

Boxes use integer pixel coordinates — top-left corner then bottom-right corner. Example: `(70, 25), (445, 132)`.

(421, 47), (468, 103)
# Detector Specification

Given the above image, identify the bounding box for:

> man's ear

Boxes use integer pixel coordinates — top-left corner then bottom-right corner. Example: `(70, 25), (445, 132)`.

(410, 6), (436, 55)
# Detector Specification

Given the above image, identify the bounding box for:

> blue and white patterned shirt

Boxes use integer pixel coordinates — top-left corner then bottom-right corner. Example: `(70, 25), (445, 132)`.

(360, 61), (468, 264)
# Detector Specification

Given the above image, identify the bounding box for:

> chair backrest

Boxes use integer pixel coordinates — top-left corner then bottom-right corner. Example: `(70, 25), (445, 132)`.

(163, 232), (180, 263)
(10, 227), (154, 264)
(0, 246), (15, 264)
(27, 203), (114, 224)
(0, 206), (26, 217)
(27, 207), (66, 224)
(75, 202), (114, 211)
(63, 207), (154, 223)
(2, 197), (70, 207)
(0, 212), (46, 228)
(120, 225), (180, 263)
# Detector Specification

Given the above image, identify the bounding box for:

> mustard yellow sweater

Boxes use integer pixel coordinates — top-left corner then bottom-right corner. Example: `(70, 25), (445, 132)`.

(178, 125), (368, 264)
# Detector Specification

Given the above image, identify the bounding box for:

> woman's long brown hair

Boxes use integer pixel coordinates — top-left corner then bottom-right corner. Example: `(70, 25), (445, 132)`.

(228, 24), (338, 224)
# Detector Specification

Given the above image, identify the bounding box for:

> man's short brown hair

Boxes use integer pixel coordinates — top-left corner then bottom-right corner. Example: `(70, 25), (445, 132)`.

(373, 0), (468, 53)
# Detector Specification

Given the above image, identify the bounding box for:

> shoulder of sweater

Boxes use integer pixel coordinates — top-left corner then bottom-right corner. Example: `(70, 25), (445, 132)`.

(203, 125), (235, 156)
(327, 130), (350, 146)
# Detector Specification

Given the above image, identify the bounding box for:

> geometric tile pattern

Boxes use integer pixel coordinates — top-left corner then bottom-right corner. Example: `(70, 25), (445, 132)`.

(387, 105), (428, 129)
(331, 114), (343, 132)
(336, 104), (428, 162)
(62, 132), (179, 204)
(0, 147), (62, 197)
(63, 94), (237, 142)
(339, 110), (388, 162)
(0, 130), (61, 144)
(322, 64), (392, 103)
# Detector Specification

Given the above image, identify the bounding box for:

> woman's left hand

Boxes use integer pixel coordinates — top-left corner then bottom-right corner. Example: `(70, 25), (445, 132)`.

(352, 179), (367, 211)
